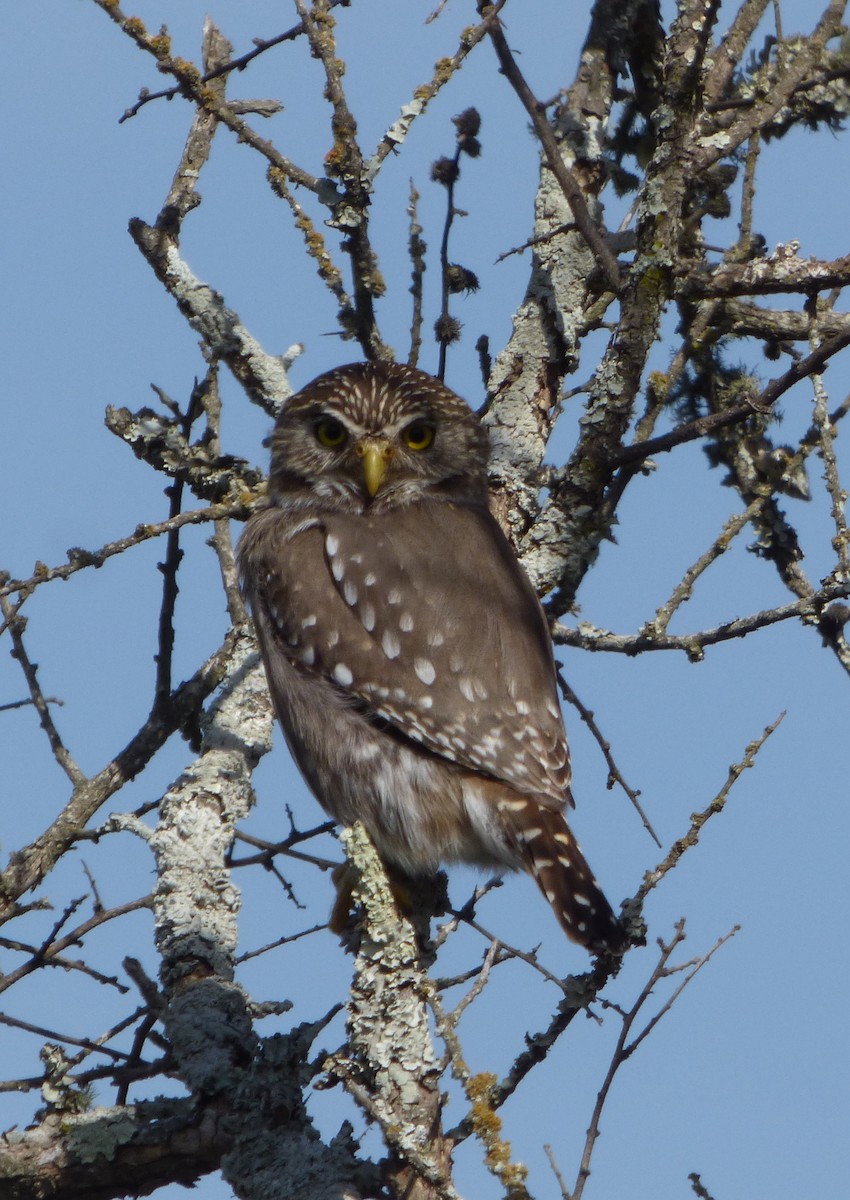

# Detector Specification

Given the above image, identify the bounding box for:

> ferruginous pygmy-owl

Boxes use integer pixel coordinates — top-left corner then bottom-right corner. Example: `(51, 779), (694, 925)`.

(238, 361), (624, 953)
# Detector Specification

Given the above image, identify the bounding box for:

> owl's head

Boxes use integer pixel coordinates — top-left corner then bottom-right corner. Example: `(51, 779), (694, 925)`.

(267, 362), (490, 511)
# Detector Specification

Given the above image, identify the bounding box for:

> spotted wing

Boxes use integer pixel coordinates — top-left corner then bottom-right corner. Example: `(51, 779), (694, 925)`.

(241, 501), (571, 808)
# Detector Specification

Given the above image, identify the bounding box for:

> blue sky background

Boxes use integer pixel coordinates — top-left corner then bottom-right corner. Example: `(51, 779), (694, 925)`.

(2, 3), (849, 1199)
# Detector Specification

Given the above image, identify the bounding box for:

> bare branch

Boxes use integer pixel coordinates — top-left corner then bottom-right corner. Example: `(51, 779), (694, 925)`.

(638, 713), (786, 903)
(117, 6), (350, 123)
(1, 595), (84, 786)
(808, 308), (850, 578)
(366, 1), (507, 179)
(1, 501), (244, 615)
(571, 922), (737, 1200)
(431, 980), (532, 1200)
(93, 2), (321, 193)
(554, 584), (850, 659)
(556, 668), (661, 847)
(485, 11), (621, 293)
(0, 629), (245, 919)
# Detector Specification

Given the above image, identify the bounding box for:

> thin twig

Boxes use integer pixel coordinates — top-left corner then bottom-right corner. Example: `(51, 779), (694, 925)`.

(448, 956), (616, 1142)
(0, 628), (243, 918)
(236, 923), (328, 964)
(152, 378), (208, 712)
(1, 501), (244, 609)
(407, 180), (425, 367)
(453, 913), (570, 992)
(485, 11), (620, 292)
(431, 985), (532, 1200)
(443, 939), (501, 1026)
(1, 595), (85, 785)
(432, 876), (503, 950)
(93, 2), (321, 194)
(0, 1011), (133, 1063)
(544, 1144), (572, 1200)
(117, 7), (350, 123)
(552, 579), (850, 660)
(366, 1), (506, 179)
(807, 304), (850, 578)
(556, 668), (661, 847)
(570, 922), (737, 1199)
(293, 0), (389, 361)
(648, 501), (764, 636)
(436, 140), (464, 381)
(638, 713), (785, 903)
(611, 326), (850, 468)
(0, 897), (151, 996)
(737, 132), (760, 255)
(0, 695), (63, 714)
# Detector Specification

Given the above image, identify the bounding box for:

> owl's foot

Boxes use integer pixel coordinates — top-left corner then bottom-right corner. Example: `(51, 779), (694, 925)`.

(329, 860), (446, 951)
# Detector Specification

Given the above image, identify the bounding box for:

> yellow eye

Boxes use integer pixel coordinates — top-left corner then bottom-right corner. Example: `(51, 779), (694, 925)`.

(401, 421), (434, 452)
(315, 417), (347, 448)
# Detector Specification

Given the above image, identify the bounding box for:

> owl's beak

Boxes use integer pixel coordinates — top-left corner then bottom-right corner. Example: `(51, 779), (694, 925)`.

(357, 438), (393, 497)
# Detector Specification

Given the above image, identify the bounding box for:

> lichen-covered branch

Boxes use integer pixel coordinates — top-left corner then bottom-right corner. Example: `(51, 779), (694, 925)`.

(0, 630), (242, 921)
(328, 824), (456, 1200)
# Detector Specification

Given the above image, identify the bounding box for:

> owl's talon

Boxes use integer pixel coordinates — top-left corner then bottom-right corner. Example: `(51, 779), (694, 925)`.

(328, 861), (356, 935)
(329, 858), (444, 958)
(328, 859), (414, 934)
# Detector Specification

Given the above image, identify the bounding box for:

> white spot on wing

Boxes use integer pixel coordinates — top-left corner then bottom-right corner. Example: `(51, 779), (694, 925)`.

(382, 630), (401, 659)
(343, 579), (358, 605)
(399, 612), (414, 632)
(360, 602), (376, 632)
(458, 678), (476, 703)
(414, 657), (436, 685)
(497, 798), (529, 813)
(325, 533), (339, 556)
(333, 662), (353, 686)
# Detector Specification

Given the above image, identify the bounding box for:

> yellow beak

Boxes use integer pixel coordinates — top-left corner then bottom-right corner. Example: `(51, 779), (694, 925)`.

(358, 439), (393, 497)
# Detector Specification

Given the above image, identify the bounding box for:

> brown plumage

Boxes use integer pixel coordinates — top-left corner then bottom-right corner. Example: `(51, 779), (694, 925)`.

(238, 361), (624, 953)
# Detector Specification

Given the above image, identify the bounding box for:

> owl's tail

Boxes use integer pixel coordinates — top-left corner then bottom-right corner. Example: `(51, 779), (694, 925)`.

(505, 801), (626, 954)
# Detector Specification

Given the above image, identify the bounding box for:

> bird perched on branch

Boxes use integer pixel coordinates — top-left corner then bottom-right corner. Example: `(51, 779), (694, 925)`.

(238, 361), (624, 954)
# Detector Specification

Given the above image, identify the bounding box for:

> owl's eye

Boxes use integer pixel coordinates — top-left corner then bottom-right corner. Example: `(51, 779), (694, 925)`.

(401, 421), (435, 452)
(314, 417), (348, 448)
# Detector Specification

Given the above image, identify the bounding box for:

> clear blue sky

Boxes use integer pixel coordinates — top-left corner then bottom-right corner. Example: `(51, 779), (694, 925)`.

(2, 4), (848, 1199)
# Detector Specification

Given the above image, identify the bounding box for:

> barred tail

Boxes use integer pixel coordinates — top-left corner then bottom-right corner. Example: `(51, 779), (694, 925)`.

(505, 801), (625, 954)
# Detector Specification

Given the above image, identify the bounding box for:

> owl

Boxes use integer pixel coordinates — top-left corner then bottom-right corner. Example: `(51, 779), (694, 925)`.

(238, 361), (624, 954)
